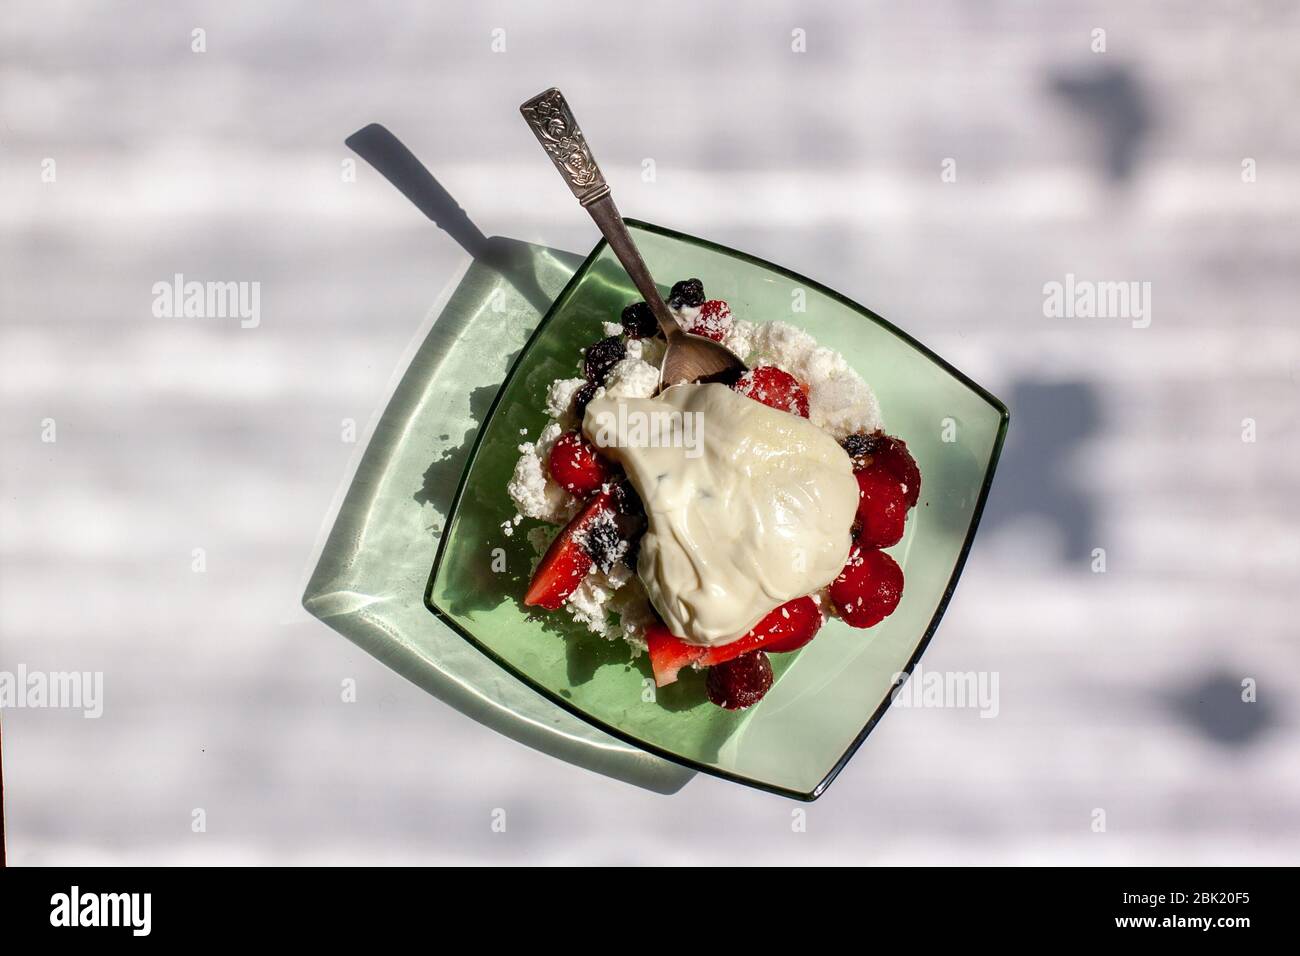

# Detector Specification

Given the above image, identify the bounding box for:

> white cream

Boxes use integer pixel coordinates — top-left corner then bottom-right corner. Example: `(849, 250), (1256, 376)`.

(583, 383), (858, 647)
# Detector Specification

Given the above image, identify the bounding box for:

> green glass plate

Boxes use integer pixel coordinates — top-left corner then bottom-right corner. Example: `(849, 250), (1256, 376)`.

(303, 236), (693, 795)
(426, 220), (1008, 800)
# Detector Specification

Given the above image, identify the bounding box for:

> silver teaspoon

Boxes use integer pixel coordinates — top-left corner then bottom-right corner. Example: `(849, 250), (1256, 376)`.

(520, 88), (747, 390)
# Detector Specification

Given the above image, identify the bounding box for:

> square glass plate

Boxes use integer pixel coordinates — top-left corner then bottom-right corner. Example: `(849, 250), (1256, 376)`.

(426, 220), (1008, 800)
(303, 236), (694, 795)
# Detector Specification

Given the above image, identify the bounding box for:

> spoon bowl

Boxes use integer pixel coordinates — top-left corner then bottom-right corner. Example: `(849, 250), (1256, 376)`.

(660, 331), (748, 388)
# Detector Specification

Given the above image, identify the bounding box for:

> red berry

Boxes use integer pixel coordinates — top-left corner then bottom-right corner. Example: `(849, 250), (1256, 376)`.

(644, 596), (823, 687)
(870, 439), (920, 509)
(854, 468), (907, 547)
(703, 596), (823, 660)
(706, 651), (774, 710)
(830, 547), (904, 628)
(646, 622), (706, 687)
(547, 431), (612, 496)
(841, 431), (921, 508)
(524, 490), (615, 610)
(684, 299), (732, 342)
(732, 365), (810, 417)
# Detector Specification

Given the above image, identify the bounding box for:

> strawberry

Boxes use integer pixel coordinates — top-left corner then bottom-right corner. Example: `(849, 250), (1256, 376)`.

(645, 596), (823, 686)
(646, 622), (707, 687)
(684, 299), (732, 342)
(732, 365), (810, 418)
(701, 596), (822, 661)
(830, 546), (904, 628)
(523, 489), (614, 610)
(875, 438), (921, 509)
(547, 430), (612, 497)
(841, 431), (921, 508)
(854, 467), (908, 547)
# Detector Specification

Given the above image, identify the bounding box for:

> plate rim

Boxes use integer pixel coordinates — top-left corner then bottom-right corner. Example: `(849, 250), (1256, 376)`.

(424, 218), (1010, 801)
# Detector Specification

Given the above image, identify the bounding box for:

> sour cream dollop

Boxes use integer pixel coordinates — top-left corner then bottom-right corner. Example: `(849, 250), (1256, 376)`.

(583, 383), (858, 646)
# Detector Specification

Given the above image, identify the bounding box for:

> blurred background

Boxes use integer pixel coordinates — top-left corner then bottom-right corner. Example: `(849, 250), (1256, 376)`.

(2, 0), (1298, 864)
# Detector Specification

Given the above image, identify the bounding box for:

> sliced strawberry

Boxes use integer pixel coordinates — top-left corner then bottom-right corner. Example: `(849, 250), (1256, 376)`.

(645, 597), (823, 686)
(547, 430), (613, 497)
(830, 546), (904, 628)
(646, 622), (706, 687)
(684, 299), (732, 342)
(854, 468), (908, 547)
(733, 365), (810, 418)
(701, 596), (822, 662)
(523, 490), (614, 610)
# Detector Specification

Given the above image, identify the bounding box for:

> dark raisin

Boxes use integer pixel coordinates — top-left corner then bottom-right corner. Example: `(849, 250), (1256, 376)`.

(840, 430), (884, 469)
(610, 481), (645, 569)
(583, 336), (626, 385)
(612, 478), (644, 517)
(581, 513), (624, 573)
(706, 652), (774, 710)
(572, 381), (598, 421)
(622, 534), (641, 571)
(620, 301), (658, 339)
(668, 278), (705, 309)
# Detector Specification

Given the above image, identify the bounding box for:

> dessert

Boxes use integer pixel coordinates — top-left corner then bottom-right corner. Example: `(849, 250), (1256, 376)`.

(584, 383), (858, 644)
(506, 279), (921, 710)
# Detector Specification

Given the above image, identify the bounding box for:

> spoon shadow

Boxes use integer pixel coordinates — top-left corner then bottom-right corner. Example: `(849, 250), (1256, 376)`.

(345, 123), (556, 316)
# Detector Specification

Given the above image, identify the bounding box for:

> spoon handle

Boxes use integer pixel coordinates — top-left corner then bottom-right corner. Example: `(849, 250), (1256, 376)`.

(520, 88), (680, 340)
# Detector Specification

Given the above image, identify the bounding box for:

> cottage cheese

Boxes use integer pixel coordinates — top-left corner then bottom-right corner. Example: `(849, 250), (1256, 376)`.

(506, 420), (574, 524)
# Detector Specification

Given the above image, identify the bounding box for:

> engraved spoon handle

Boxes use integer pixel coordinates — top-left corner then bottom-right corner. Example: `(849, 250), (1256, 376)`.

(520, 88), (681, 341)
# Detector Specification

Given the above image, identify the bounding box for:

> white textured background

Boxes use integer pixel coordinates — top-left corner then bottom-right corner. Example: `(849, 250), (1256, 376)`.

(2, 1), (1298, 864)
